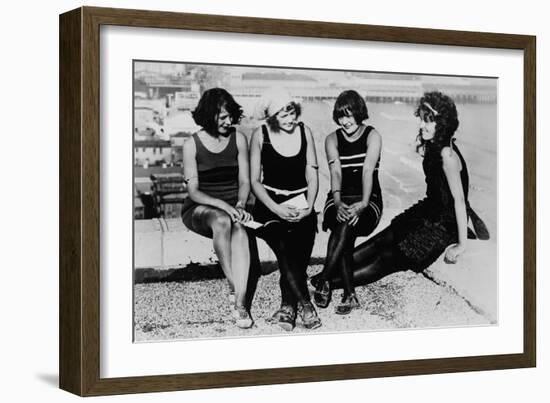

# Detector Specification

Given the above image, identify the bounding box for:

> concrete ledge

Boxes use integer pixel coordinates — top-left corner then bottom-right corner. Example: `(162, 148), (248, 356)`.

(134, 217), (330, 269)
(134, 216), (497, 322)
(425, 241), (497, 323)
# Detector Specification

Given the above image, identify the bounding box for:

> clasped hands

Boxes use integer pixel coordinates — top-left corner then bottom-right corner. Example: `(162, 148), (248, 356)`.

(336, 200), (368, 226)
(274, 204), (312, 222)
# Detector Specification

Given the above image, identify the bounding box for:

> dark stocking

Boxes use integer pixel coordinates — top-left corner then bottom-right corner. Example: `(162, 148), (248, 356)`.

(287, 214), (317, 300)
(318, 222), (357, 295)
(261, 226), (303, 308)
(260, 214), (317, 308)
(327, 227), (402, 289)
(245, 229), (261, 310)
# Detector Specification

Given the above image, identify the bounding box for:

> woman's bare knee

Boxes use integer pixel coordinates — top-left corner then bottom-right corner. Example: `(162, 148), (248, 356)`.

(231, 222), (247, 236)
(210, 211), (232, 234)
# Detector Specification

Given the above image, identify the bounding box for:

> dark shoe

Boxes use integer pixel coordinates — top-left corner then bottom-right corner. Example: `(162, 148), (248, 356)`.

(267, 304), (296, 331)
(297, 301), (322, 330)
(313, 280), (332, 308)
(334, 293), (360, 315)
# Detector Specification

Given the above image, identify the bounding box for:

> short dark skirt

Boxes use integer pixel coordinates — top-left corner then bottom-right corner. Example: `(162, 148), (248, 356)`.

(181, 194), (238, 233)
(322, 193), (382, 237)
(390, 200), (457, 272)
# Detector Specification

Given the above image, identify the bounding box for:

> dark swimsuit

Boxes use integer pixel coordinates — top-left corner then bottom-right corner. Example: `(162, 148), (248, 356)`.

(390, 141), (487, 271)
(252, 122), (316, 228)
(181, 129), (239, 228)
(251, 122), (317, 307)
(322, 125), (383, 236)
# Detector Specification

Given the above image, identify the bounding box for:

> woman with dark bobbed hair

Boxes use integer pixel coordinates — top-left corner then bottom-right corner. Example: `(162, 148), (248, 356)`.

(182, 88), (254, 329)
(310, 91), (488, 293)
(312, 90), (383, 314)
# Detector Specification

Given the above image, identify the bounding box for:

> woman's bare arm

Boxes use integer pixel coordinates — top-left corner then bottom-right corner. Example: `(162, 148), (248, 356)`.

(441, 146), (468, 260)
(326, 132), (351, 222)
(303, 125), (319, 213)
(235, 131), (251, 207)
(250, 128), (277, 211)
(348, 128), (382, 225)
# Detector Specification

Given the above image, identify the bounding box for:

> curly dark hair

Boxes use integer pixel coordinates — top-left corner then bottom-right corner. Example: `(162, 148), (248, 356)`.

(414, 91), (459, 154)
(266, 102), (302, 132)
(191, 88), (243, 135)
(332, 90), (369, 125)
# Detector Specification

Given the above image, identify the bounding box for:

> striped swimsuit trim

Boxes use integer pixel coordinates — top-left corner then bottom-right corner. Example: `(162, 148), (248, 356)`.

(339, 153), (366, 160)
(339, 152), (379, 169)
(341, 163), (379, 169)
(323, 199), (382, 222)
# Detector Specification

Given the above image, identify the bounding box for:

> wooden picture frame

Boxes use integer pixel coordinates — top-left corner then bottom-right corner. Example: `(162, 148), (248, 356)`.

(59, 6), (536, 396)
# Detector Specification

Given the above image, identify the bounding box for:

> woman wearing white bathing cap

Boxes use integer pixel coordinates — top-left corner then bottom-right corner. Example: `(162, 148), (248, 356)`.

(249, 87), (322, 331)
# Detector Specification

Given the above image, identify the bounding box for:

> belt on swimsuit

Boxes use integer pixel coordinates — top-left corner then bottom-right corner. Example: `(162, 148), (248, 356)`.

(263, 184), (308, 196)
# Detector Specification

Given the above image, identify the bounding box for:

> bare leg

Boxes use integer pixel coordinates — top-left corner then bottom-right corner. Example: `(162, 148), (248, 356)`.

(230, 222), (250, 307)
(184, 205), (254, 328)
(196, 208), (234, 287)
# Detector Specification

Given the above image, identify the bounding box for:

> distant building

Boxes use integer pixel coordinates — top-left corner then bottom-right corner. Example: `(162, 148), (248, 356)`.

(170, 132), (193, 164)
(134, 139), (172, 166)
(134, 62), (187, 77)
(240, 71), (317, 88)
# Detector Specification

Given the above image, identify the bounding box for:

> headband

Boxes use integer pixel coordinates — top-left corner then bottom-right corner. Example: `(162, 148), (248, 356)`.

(423, 102), (439, 116)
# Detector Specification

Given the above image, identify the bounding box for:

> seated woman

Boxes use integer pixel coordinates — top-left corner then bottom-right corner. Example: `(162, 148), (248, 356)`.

(181, 88), (254, 329)
(250, 88), (322, 331)
(311, 91), (489, 294)
(312, 90), (383, 314)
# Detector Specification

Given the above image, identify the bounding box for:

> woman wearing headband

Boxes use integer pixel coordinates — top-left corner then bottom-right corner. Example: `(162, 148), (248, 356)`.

(250, 87), (322, 331)
(181, 88), (254, 329)
(312, 90), (383, 314)
(310, 91), (489, 293)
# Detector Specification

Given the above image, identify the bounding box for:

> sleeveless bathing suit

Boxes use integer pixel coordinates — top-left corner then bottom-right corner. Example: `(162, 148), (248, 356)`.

(252, 122), (314, 226)
(390, 141), (487, 271)
(322, 125), (383, 236)
(181, 128), (239, 224)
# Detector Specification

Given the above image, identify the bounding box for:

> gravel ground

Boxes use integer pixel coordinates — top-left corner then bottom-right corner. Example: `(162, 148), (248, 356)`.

(134, 264), (491, 342)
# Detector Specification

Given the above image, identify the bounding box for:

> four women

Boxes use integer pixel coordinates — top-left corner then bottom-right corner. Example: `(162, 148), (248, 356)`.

(183, 87), (488, 331)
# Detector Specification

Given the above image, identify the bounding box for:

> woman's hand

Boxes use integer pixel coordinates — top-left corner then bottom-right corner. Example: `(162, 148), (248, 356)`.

(287, 207), (312, 222)
(274, 204), (299, 221)
(335, 201), (351, 222)
(219, 202), (241, 223)
(444, 243), (466, 264)
(235, 206), (252, 223)
(347, 201), (368, 226)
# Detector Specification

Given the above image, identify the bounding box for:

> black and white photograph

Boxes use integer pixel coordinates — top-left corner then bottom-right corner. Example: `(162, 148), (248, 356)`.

(133, 60), (497, 342)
